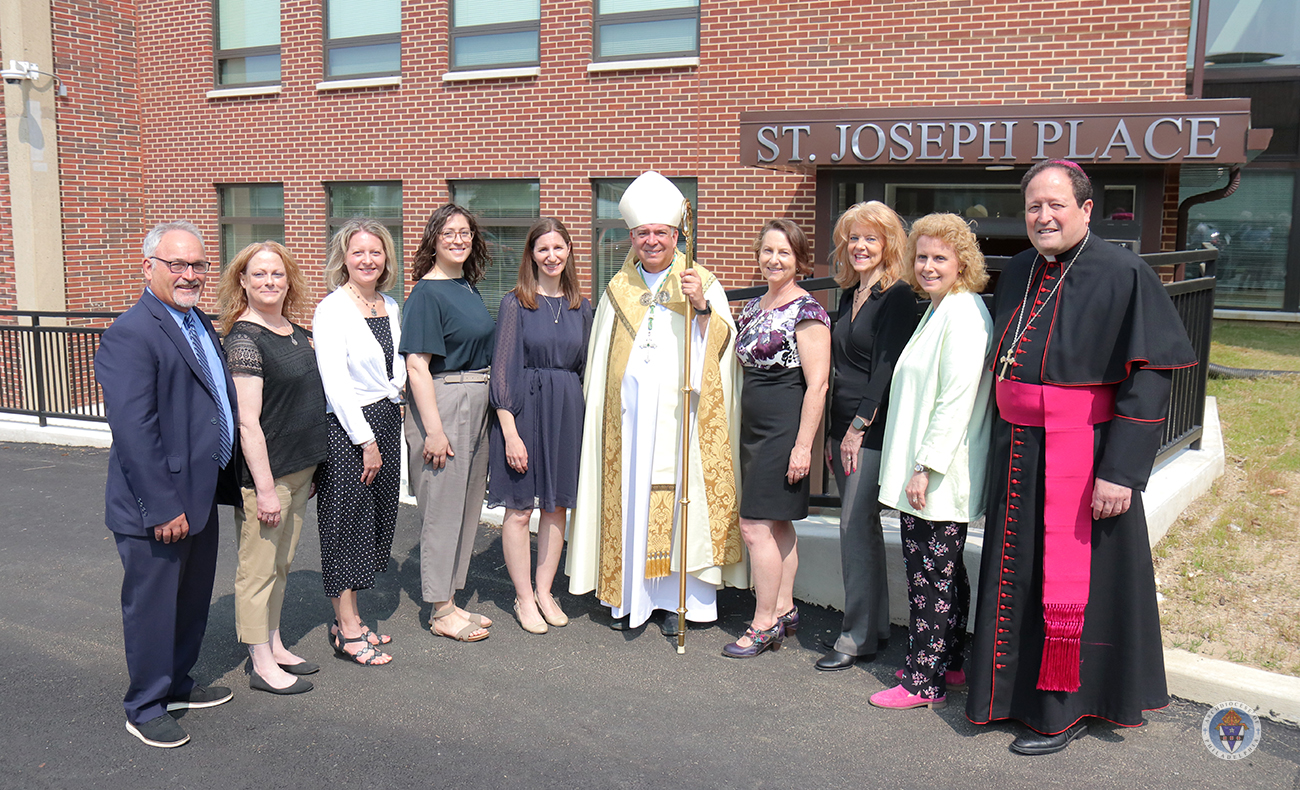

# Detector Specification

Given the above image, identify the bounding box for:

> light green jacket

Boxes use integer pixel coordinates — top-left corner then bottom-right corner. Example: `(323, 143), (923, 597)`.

(878, 290), (993, 523)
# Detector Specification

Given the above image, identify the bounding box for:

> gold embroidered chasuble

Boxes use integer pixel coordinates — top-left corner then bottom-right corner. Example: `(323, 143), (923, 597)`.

(565, 251), (747, 609)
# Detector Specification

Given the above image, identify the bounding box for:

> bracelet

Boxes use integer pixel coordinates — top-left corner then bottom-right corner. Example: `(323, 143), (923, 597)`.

(361, 439), (377, 449)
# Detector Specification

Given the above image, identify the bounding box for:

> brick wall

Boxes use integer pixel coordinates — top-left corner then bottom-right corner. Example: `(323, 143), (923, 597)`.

(55, 0), (1192, 312)
(0, 136), (13, 311)
(52, 0), (144, 313)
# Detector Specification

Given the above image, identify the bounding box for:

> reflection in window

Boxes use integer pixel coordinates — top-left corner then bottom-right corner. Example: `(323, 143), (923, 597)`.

(219, 184), (284, 267)
(1193, 0), (1300, 67)
(326, 0), (400, 78)
(327, 182), (403, 303)
(449, 180), (540, 318)
(214, 0), (281, 86)
(1182, 167), (1292, 310)
(591, 177), (697, 299)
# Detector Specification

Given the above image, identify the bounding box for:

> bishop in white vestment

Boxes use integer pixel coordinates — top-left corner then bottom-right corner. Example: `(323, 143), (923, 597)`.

(566, 172), (747, 631)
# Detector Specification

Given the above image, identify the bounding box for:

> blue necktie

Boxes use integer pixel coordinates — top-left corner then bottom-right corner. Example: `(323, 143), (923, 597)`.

(184, 311), (233, 467)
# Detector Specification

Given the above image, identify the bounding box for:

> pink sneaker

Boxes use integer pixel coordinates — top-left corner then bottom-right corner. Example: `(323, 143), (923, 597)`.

(869, 684), (947, 710)
(894, 667), (967, 692)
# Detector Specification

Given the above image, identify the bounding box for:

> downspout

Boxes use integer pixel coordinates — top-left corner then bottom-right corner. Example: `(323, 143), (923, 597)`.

(1176, 165), (1241, 250)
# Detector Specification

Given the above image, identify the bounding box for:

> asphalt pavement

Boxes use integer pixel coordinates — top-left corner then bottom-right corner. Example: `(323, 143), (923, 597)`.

(2, 441), (1297, 790)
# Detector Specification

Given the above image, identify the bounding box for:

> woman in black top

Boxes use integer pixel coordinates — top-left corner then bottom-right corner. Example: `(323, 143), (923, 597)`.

(816, 201), (920, 672)
(218, 241), (328, 694)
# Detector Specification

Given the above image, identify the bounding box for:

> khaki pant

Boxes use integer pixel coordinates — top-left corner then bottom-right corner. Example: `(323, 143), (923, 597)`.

(405, 370), (490, 603)
(233, 465), (316, 644)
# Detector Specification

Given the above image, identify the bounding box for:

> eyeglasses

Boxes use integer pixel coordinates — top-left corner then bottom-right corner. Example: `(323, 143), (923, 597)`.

(149, 256), (211, 274)
(439, 229), (474, 242)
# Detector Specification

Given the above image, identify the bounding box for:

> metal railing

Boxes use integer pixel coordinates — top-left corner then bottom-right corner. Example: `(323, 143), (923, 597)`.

(725, 247), (1219, 507)
(0, 310), (119, 426)
(1, 248), (1216, 498)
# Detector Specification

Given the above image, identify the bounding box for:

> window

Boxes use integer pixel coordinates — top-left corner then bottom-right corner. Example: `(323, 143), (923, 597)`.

(328, 182), (404, 302)
(326, 0), (401, 79)
(593, 0), (698, 62)
(1181, 167), (1293, 310)
(448, 180), (540, 318)
(449, 0), (540, 71)
(592, 177), (696, 299)
(219, 184), (284, 267)
(1192, 0), (1300, 67)
(214, 0), (281, 86)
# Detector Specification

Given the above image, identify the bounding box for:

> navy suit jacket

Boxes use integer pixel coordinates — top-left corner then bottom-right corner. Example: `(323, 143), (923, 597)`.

(96, 291), (241, 537)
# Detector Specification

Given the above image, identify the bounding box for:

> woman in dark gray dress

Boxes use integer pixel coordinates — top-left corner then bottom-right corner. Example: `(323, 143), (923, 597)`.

(489, 218), (593, 634)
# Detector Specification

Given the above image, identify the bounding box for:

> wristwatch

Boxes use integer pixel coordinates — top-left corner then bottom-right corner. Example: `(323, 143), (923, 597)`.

(913, 463), (928, 474)
(694, 302), (712, 316)
(850, 415), (869, 432)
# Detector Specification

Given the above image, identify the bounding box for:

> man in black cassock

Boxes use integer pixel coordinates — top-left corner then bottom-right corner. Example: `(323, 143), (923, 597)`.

(965, 160), (1197, 755)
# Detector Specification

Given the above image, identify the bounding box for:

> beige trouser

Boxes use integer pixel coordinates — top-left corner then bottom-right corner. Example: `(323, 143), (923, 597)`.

(405, 369), (491, 603)
(233, 465), (316, 644)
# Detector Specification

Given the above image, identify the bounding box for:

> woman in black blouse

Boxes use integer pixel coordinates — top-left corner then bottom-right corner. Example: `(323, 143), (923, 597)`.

(401, 205), (497, 643)
(218, 241), (329, 694)
(816, 201), (920, 672)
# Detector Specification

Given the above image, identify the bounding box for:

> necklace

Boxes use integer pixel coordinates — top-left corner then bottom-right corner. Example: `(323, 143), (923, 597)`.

(348, 283), (380, 317)
(541, 293), (562, 323)
(638, 267), (672, 362)
(997, 231), (1090, 381)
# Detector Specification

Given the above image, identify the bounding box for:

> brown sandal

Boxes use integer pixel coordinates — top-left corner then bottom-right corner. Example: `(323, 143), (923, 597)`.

(431, 603), (489, 642)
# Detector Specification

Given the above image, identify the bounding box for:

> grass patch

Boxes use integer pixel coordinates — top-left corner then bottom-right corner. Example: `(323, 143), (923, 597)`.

(1154, 320), (1300, 677)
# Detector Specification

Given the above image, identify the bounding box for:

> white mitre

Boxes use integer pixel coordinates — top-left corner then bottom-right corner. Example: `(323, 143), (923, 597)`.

(619, 171), (687, 230)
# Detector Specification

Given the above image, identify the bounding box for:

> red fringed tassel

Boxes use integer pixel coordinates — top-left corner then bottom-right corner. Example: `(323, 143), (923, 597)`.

(1037, 603), (1086, 692)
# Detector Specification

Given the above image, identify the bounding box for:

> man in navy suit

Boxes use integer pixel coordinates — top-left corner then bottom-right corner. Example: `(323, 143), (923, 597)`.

(96, 221), (241, 748)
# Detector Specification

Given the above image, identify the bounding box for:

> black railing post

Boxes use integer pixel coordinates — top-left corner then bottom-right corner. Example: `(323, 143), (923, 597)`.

(30, 314), (49, 427)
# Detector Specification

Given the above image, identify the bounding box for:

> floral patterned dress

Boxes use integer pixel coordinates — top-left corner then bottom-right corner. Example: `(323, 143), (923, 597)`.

(734, 293), (830, 520)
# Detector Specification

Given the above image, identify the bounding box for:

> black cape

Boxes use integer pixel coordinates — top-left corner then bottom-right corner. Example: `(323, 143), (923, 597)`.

(966, 235), (1196, 734)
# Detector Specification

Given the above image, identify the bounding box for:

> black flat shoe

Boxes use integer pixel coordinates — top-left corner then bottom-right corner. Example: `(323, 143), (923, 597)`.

(1010, 722), (1087, 755)
(608, 616), (633, 631)
(278, 661), (320, 676)
(249, 671), (313, 695)
(815, 649), (860, 671)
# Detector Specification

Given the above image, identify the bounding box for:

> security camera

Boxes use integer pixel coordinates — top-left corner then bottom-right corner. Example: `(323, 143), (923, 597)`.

(2, 60), (39, 85)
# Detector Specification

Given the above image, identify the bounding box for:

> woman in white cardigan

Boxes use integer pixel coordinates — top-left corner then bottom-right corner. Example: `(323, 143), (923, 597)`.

(873, 213), (993, 711)
(312, 218), (406, 666)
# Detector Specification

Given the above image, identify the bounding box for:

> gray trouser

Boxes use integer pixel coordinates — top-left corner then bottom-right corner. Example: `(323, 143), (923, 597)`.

(830, 445), (890, 656)
(405, 371), (491, 603)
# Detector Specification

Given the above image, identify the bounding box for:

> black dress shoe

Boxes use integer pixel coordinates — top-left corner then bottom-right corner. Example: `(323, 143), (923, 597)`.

(659, 614), (683, 637)
(278, 661), (320, 676)
(1010, 722), (1087, 755)
(608, 616), (633, 631)
(250, 671), (313, 696)
(815, 649), (860, 671)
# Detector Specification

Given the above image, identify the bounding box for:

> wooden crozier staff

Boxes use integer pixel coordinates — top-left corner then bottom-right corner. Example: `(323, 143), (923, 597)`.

(676, 200), (697, 654)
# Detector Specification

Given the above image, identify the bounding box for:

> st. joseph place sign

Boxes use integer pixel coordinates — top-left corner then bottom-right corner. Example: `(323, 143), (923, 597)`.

(738, 99), (1265, 167)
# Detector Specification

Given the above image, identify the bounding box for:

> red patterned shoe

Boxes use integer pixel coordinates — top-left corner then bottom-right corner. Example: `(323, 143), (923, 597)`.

(869, 684), (946, 710)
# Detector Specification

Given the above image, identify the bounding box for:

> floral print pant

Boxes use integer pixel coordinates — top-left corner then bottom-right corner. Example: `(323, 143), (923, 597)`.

(900, 513), (971, 699)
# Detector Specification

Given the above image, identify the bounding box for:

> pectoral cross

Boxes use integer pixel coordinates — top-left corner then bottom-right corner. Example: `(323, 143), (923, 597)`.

(997, 348), (1016, 381)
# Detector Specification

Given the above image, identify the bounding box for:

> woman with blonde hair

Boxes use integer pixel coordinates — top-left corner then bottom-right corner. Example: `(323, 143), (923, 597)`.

(219, 241), (327, 692)
(313, 218), (405, 666)
(816, 201), (919, 671)
(872, 212), (993, 710)
(488, 217), (593, 633)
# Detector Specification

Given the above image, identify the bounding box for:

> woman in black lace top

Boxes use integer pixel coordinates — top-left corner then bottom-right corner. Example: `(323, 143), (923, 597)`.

(218, 241), (328, 694)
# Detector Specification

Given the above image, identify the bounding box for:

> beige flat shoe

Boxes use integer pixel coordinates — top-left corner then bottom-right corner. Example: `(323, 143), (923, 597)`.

(431, 603), (489, 642)
(514, 599), (548, 634)
(536, 590), (569, 627)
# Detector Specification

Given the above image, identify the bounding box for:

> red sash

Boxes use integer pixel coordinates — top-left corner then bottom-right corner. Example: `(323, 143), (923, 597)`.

(995, 379), (1115, 692)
